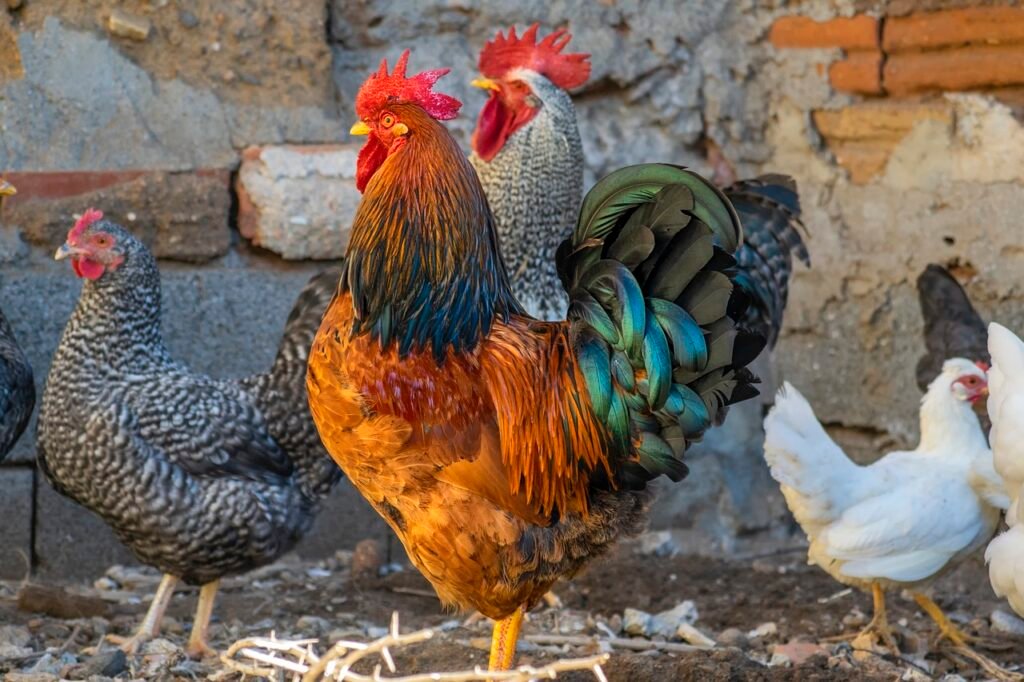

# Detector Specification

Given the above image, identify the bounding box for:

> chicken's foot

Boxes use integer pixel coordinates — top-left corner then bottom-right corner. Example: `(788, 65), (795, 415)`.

(913, 593), (1022, 681)
(488, 605), (524, 671)
(850, 583), (899, 654)
(186, 579), (220, 659)
(106, 573), (178, 655)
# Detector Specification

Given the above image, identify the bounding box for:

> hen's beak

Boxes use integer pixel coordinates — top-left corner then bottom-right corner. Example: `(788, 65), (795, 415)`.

(471, 77), (500, 92)
(0, 179), (16, 197)
(54, 243), (87, 261)
(350, 121), (371, 136)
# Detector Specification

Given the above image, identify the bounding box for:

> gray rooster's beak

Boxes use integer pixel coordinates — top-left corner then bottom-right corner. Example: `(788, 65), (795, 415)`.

(0, 179), (16, 197)
(54, 243), (87, 261)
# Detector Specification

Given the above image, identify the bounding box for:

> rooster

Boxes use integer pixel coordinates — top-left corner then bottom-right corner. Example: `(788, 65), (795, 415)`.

(763, 363), (1008, 668)
(308, 50), (765, 671)
(1, 179), (34, 462)
(469, 24), (808, 345)
(37, 211), (341, 658)
(985, 323), (1024, 618)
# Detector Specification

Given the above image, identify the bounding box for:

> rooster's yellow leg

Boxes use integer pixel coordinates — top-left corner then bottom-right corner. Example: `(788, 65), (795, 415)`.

(107, 573), (178, 654)
(185, 579), (220, 659)
(488, 606), (524, 671)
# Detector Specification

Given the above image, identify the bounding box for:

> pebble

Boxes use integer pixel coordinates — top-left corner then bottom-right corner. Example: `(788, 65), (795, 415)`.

(991, 608), (1024, 636)
(351, 539), (384, 579)
(676, 622), (716, 648)
(746, 621), (778, 640)
(7, 674), (59, 682)
(107, 9), (152, 41)
(772, 641), (828, 665)
(606, 613), (623, 635)
(65, 650), (127, 680)
(768, 652), (791, 667)
(178, 9), (199, 28)
(842, 609), (867, 627)
(651, 600), (698, 634)
(296, 615), (331, 635)
(0, 624), (33, 657)
(636, 530), (679, 557)
(716, 627), (749, 649)
(622, 608), (652, 637)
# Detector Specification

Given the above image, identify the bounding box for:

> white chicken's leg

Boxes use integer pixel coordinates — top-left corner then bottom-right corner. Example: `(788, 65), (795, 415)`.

(186, 579), (220, 659)
(107, 573), (178, 654)
(854, 582), (899, 653)
(913, 593), (1021, 681)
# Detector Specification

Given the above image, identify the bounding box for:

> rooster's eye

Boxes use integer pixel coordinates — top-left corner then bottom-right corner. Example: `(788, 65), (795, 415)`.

(380, 113), (395, 128)
(93, 234), (111, 247)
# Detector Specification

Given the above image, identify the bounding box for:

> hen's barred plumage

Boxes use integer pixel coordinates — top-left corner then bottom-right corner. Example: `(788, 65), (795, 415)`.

(0, 308), (34, 461)
(38, 221), (341, 585)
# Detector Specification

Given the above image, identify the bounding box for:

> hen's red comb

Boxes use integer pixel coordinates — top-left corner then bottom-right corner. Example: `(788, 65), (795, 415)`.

(479, 23), (591, 90)
(69, 208), (104, 242)
(976, 361), (991, 372)
(355, 49), (461, 122)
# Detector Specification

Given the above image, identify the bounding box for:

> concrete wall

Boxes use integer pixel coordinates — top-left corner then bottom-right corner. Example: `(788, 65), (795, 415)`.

(2, 0), (1024, 580)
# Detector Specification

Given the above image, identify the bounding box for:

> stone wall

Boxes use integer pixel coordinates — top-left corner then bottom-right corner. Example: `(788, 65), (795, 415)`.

(2, 0), (1024, 580)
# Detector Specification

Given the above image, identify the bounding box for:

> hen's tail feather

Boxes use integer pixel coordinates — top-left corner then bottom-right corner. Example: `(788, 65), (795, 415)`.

(724, 175), (808, 349)
(986, 524), (1024, 617)
(558, 164), (764, 490)
(915, 264), (989, 392)
(269, 267), (343, 391)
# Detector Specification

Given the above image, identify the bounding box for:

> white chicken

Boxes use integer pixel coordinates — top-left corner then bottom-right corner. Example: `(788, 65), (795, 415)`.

(985, 322), (1024, 617)
(764, 358), (1000, 654)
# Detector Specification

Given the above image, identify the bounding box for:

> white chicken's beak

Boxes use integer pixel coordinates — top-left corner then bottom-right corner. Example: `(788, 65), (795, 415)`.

(471, 77), (500, 92)
(0, 180), (16, 197)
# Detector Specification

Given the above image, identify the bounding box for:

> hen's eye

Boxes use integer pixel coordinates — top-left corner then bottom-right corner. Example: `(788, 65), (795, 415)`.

(381, 113), (395, 128)
(93, 234), (111, 247)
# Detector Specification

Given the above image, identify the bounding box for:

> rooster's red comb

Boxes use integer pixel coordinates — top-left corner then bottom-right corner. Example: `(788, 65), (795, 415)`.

(68, 208), (104, 242)
(355, 49), (461, 122)
(479, 23), (591, 90)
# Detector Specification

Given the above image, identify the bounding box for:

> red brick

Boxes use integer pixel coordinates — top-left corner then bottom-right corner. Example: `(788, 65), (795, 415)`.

(828, 51), (883, 94)
(884, 7), (1024, 52)
(884, 45), (1024, 94)
(770, 15), (879, 50)
(2, 169), (232, 262)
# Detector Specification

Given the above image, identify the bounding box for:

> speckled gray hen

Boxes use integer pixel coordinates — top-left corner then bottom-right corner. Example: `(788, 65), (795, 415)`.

(0, 308), (34, 461)
(37, 211), (339, 656)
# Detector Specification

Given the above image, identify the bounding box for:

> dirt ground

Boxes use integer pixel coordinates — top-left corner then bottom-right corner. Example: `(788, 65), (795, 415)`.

(1, 539), (1022, 681)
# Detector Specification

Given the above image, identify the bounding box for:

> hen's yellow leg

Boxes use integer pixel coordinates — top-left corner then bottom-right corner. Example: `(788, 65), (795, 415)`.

(856, 582), (899, 653)
(186, 579), (220, 659)
(913, 593), (1022, 681)
(107, 573), (178, 654)
(488, 606), (524, 671)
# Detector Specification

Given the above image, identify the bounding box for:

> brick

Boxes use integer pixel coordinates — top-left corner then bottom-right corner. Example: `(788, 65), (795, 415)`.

(769, 15), (879, 50)
(236, 144), (360, 260)
(884, 45), (1024, 95)
(0, 467), (33, 579)
(813, 102), (953, 141)
(813, 102), (953, 183)
(828, 51), (883, 94)
(884, 7), (1024, 52)
(2, 170), (232, 262)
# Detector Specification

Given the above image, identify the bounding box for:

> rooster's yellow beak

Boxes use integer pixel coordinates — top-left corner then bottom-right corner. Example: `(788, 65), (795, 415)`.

(350, 121), (371, 136)
(0, 180), (16, 197)
(471, 78), (500, 92)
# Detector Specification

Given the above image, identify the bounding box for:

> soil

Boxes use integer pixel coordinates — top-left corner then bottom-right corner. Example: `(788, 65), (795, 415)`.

(1, 539), (1022, 681)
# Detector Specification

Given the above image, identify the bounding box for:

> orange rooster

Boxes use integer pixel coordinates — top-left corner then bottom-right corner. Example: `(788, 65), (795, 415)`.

(308, 50), (766, 670)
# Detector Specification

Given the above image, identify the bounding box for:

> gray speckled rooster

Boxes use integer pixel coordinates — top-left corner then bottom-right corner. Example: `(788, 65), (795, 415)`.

(469, 24), (808, 345)
(37, 209), (340, 658)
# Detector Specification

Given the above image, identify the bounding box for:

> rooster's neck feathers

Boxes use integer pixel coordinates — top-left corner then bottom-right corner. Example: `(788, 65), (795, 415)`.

(344, 107), (522, 362)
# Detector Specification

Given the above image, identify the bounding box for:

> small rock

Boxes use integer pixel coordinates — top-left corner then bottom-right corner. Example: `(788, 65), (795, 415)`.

(991, 609), (1024, 636)
(651, 600), (698, 636)
(141, 638), (180, 655)
(746, 622), (778, 640)
(768, 652), (791, 667)
(606, 614), (623, 635)
(842, 609), (867, 627)
(351, 538), (384, 579)
(622, 608), (653, 637)
(0, 624), (33, 657)
(6, 674), (58, 682)
(716, 627), (749, 649)
(327, 627), (364, 641)
(107, 9), (151, 41)
(178, 10), (199, 28)
(296, 615), (331, 635)
(901, 668), (932, 681)
(773, 641), (828, 665)
(676, 622), (716, 648)
(636, 530), (679, 557)
(65, 650), (127, 680)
